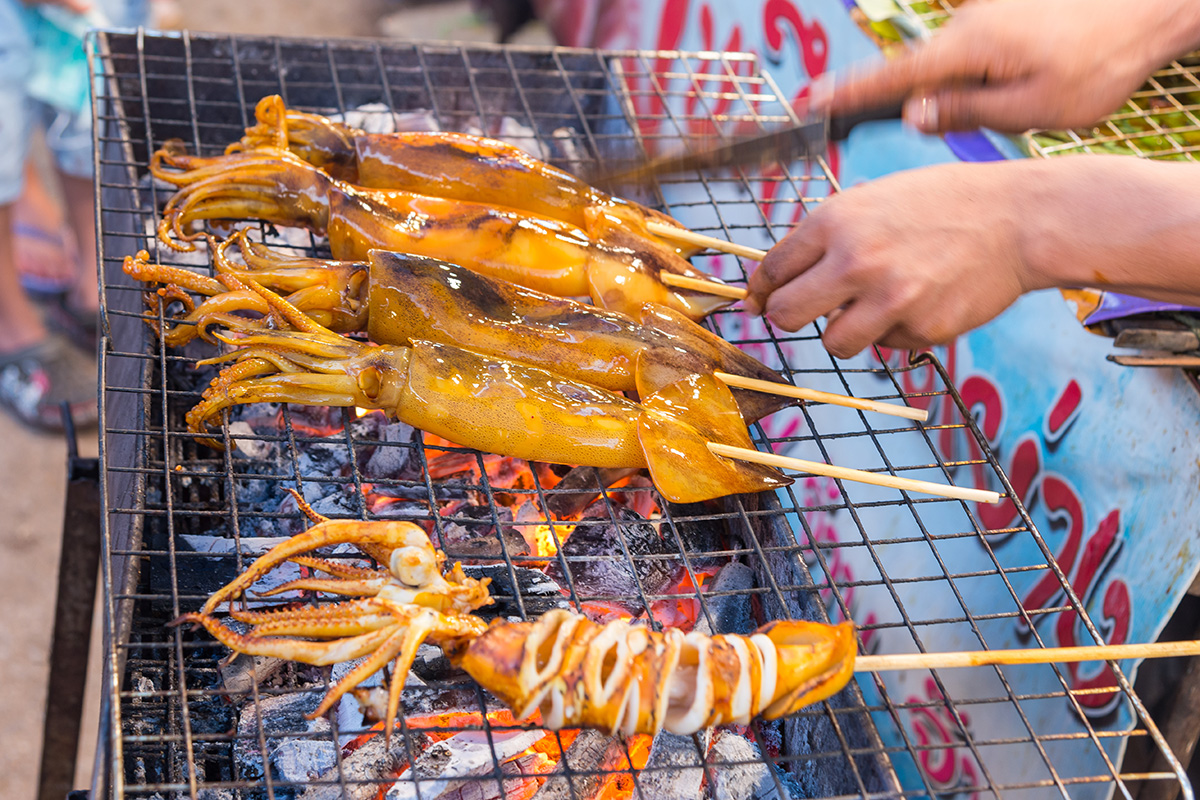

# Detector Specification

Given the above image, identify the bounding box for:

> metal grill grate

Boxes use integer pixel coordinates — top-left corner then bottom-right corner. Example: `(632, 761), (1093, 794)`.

(891, 0), (1200, 162)
(91, 29), (1190, 800)
(1027, 54), (1200, 162)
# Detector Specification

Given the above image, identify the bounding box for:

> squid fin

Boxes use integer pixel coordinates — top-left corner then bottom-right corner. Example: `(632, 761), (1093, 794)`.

(636, 362), (791, 504)
(636, 303), (797, 423)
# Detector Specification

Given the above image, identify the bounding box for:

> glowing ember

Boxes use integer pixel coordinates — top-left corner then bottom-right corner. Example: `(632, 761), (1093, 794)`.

(595, 734), (653, 800)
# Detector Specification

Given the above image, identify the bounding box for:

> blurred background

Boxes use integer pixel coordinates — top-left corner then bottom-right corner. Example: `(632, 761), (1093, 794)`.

(1, 3), (548, 799)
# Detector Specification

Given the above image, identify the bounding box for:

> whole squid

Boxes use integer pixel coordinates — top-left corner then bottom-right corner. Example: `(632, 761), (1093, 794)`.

(232, 94), (699, 256)
(150, 144), (730, 320)
(187, 274), (789, 504)
(125, 233), (792, 422)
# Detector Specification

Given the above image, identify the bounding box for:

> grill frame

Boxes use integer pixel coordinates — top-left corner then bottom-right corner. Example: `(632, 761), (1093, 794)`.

(89, 28), (1191, 800)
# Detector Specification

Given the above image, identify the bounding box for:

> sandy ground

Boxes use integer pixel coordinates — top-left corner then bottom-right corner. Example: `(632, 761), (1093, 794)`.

(1, 3), (548, 799)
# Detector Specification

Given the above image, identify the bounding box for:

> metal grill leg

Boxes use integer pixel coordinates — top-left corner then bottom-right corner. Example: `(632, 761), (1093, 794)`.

(36, 407), (101, 800)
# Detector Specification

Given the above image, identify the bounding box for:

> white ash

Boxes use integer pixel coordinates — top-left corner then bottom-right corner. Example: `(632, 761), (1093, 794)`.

(364, 421), (416, 479)
(633, 730), (710, 800)
(331, 104), (440, 134)
(332, 656), (387, 745)
(436, 752), (543, 800)
(299, 729), (434, 800)
(271, 720), (339, 785)
(704, 730), (784, 800)
(234, 689), (329, 781)
(228, 420), (277, 459)
(386, 729), (547, 800)
(220, 651), (287, 696)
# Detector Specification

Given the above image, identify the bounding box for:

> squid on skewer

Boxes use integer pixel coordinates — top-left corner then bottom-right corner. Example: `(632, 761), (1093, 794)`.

(185, 274), (788, 504)
(174, 489), (492, 743)
(150, 144), (730, 320)
(125, 233), (791, 422)
(230, 95), (699, 256)
(445, 609), (857, 736)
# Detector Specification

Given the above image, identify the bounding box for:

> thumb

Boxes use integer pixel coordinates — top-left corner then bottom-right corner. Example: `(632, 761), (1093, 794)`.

(913, 84), (1040, 133)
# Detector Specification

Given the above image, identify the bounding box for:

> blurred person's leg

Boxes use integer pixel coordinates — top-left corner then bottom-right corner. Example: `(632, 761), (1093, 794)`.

(0, 1), (46, 355)
(14, 158), (78, 299)
(0, 0), (97, 431)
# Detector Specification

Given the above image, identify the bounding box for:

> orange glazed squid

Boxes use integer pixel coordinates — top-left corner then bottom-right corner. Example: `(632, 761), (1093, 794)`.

(446, 609), (857, 736)
(124, 233), (791, 422)
(187, 275), (788, 504)
(231, 95), (699, 256)
(150, 144), (731, 321)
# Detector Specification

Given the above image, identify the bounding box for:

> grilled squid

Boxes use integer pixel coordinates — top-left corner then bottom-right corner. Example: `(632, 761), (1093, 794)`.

(186, 274), (788, 504)
(125, 233), (791, 422)
(149, 143), (730, 320)
(232, 95), (699, 256)
(446, 609), (857, 736)
(174, 489), (492, 744)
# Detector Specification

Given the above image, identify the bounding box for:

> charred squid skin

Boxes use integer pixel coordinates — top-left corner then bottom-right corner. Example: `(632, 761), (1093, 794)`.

(232, 94), (698, 256)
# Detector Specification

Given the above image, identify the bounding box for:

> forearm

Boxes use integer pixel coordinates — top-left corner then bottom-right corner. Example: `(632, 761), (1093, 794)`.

(1016, 155), (1200, 305)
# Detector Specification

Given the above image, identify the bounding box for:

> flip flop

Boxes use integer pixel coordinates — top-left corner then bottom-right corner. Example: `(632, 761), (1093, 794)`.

(0, 334), (98, 432)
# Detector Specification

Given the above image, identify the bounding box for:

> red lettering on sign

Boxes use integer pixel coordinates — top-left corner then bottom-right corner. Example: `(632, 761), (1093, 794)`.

(1055, 510), (1127, 711)
(976, 435), (1040, 532)
(907, 679), (981, 799)
(763, 0), (829, 79)
(1019, 475), (1084, 633)
(1046, 379), (1082, 442)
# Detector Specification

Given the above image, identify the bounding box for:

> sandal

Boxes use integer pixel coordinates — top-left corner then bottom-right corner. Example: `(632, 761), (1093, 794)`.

(0, 334), (98, 432)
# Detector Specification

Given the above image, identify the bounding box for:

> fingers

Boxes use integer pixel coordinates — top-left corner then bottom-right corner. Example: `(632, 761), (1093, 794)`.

(744, 213), (829, 316)
(824, 32), (983, 118)
(819, 297), (899, 359)
(914, 84), (1038, 133)
(758, 259), (856, 335)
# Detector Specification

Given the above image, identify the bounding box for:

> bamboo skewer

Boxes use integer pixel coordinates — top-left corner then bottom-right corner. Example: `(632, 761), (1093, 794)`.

(648, 221), (769, 261)
(707, 442), (1001, 504)
(660, 272), (749, 300)
(714, 371), (929, 422)
(857, 639), (1200, 672)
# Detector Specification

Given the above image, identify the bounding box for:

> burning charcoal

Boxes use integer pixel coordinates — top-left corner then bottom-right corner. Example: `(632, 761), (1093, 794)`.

(462, 565), (567, 620)
(233, 690), (328, 781)
(437, 751), (550, 800)
(271, 727), (339, 786)
(704, 730), (790, 800)
(364, 421), (417, 479)
(297, 441), (354, 494)
(387, 729), (547, 800)
(439, 519), (529, 561)
(298, 730), (434, 800)
(531, 729), (622, 800)
(408, 644), (459, 683)
(308, 491), (368, 521)
(543, 466), (639, 518)
(698, 562), (757, 636)
(633, 731), (711, 800)
(220, 652), (287, 696)
(227, 420), (278, 459)
(546, 505), (676, 611)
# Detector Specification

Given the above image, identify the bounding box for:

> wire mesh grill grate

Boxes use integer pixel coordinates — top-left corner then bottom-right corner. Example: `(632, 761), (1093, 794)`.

(91, 29), (1189, 800)
(891, 0), (1200, 162)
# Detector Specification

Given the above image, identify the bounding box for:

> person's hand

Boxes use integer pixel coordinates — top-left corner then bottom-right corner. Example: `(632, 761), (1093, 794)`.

(822, 0), (1200, 133)
(744, 161), (1030, 358)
